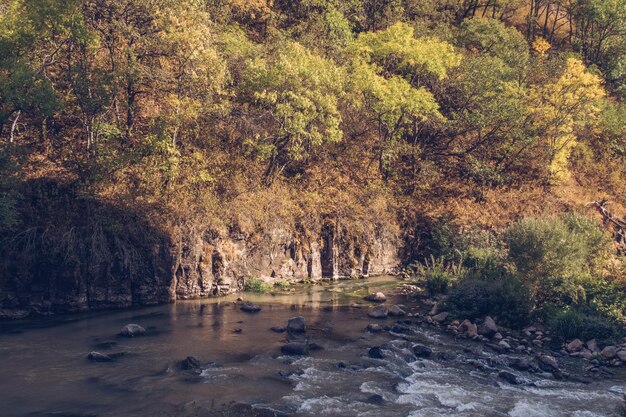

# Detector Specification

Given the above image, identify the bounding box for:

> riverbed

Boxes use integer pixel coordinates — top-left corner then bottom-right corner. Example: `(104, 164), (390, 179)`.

(0, 276), (624, 417)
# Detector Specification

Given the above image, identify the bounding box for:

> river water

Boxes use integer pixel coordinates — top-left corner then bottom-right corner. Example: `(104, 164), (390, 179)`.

(0, 276), (625, 417)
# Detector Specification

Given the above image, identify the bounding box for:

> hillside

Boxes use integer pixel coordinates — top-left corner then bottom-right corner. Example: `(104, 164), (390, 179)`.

(0, 0), (625, 327)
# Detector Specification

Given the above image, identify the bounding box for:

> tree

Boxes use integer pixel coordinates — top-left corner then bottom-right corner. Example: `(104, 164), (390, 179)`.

(349, 22), (461, 178)
(238, 40), (347, 181)
(530, 57), (605, 181)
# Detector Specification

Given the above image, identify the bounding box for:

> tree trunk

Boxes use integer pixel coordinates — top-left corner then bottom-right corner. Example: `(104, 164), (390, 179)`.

(9, 110), (20, 143)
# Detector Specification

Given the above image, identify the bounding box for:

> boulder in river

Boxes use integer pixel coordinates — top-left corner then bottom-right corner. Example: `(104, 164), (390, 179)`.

(120, 324), (146, 337)
(368, 347), (385, 359)
(498, 370), (524, 385)
(537, 355), (559, 372)
(281, 343), (309, 356)
(388, 305), (406, 317)
(364, 292), (386, 302)
(287, 316), (306, 333)
(240, 302), (261, 313)
(368, 305), (388, 319)
(365, 323), (383, 333)
(271, 326), (286, 333)
(179, 356), (201, 370)
(411, 344), (433, 358)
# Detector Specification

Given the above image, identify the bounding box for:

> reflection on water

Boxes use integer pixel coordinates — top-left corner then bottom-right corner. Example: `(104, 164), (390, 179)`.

(0, 276), (624, 417)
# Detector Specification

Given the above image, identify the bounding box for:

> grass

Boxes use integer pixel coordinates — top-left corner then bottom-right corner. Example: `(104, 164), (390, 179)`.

(243, 278), (272, 293)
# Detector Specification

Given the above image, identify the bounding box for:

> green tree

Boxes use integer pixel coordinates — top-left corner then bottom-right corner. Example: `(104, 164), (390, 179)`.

(349, 22), (461, 178)
(239, 40), (347, 181)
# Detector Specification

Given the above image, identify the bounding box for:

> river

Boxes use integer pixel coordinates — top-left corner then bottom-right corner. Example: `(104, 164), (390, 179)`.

(0, 276), (624, 417)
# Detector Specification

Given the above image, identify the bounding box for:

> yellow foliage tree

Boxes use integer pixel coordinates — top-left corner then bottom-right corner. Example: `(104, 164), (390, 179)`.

(531, 58), (605, 182)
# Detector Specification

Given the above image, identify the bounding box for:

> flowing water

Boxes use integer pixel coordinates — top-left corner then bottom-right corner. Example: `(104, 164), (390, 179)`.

(0, 276), (625, 417)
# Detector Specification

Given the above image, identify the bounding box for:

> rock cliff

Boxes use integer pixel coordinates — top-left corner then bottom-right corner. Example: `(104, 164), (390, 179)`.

(0, 182), (400, 318)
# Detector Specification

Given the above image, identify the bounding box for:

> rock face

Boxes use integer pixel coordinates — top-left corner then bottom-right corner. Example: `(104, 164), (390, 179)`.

(0, 183), (401, 318)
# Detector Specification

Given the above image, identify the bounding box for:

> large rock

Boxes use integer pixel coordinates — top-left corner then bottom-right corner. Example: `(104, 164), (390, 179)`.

(178, 356), (201, 370)
(240, 302), (261, 313)
(281, 343), (309, 356)
(586, 339), (600, 353)
(366, 323), (383, 333)
(459, 319), (478, 338)
(287, 316), (306, 333)
(566, 339), (584, 353)
(368, 347), (385, 359)
(538, 355), (559, 372)
(432, 312), (449, 323)
(388, 305), (406, 317)
(411, 344), (433, 358)
(364, 292), (386, 302)
(478, 316), (498, 337)
(368, 305), (388, 319)
(120, 324), (146, 337)
(498, 371), (524, 385)
(617, 350), (626, 362)
(601, 346), (618, 360)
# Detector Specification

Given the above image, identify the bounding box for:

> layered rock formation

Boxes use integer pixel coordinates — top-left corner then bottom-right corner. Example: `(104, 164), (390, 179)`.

(0, 182), (401, 318)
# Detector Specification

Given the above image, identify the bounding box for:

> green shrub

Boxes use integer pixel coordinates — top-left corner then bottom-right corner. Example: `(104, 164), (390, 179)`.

(548, 309), (620, 344)
(273, 280), (291, 289)
(410, 255), (464, 295)
(504, 214), (612, 306)
(243, 278), (272, 293)
(445, 276), (532, 328)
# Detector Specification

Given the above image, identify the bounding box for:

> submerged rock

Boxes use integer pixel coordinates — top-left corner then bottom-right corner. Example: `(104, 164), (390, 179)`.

(368, 347), (385, 359)
(179, 356), (201, 370)
(287, 316), (306, 333)
(365, 323), (383, 333)
(281, 343), (309, 356)
(498, 370), (524, 385)
(271, 326), (286, 333)
(388, 305), (406, 317)
(120, 324), (146, 337)
(364, 292), (386, 302)
(368, 305), (388, 319)
(411, 344), (433, 358)
(240, 302), (261, 313)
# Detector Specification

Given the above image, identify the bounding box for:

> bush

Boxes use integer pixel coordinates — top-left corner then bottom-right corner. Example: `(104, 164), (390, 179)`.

(445, 276), (532, 328)
(410, 255), (464, 295)
(504, 214), (612, 305)
(548, 309), (620, 344)
(243, 278), (272, 293)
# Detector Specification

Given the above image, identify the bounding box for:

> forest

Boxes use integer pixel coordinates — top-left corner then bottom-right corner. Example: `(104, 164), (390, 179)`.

(0, 0), (626, 338)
